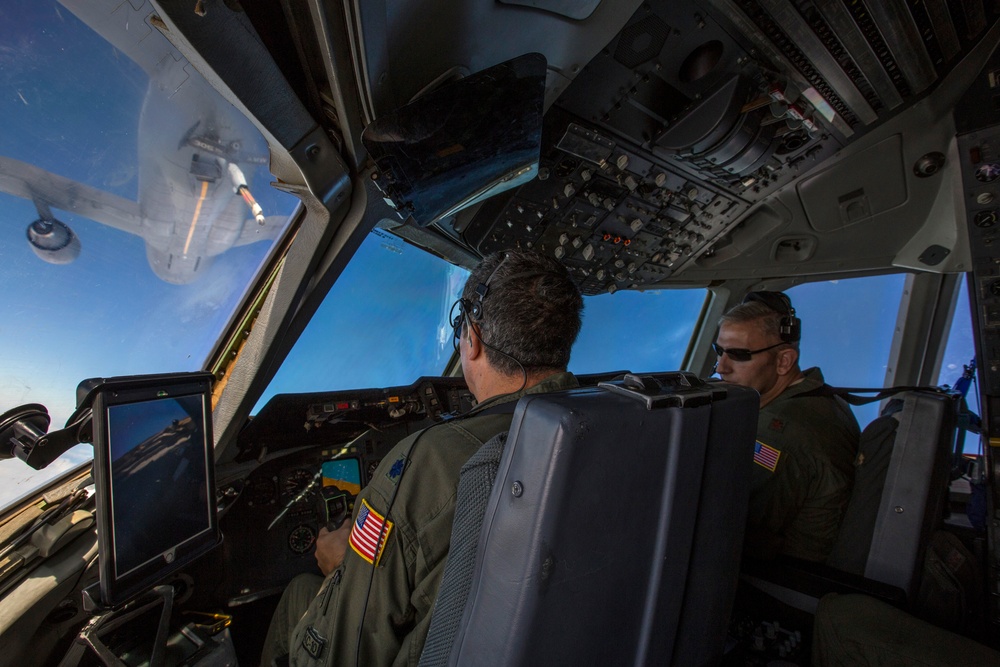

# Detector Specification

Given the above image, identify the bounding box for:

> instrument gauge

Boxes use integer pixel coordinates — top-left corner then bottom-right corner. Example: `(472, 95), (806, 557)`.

(284, 469), (314, 497)
(246, 476), (277, 507)
(288, 525), (316, 554)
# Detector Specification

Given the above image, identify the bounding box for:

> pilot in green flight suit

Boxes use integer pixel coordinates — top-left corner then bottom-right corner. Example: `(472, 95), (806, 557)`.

(746, 367), (859, 561)
(714, 292), (859, 562)
(261, 249), (584, 667)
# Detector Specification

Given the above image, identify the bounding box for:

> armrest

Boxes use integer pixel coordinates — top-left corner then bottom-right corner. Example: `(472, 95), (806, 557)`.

(741, 556), (908, 607)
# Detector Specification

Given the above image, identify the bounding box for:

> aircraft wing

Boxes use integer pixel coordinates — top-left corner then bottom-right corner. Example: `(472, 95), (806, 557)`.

(0, 156), (143, 235)
(233, 215), (289, 247)
(57, 0), (177, 78)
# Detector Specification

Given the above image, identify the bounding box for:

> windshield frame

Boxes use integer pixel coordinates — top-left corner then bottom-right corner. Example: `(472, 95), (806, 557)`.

(134, 2), (367, 462)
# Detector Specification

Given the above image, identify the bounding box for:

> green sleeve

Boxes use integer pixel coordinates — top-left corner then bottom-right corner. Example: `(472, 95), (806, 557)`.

(286, 435), (423, 667)
(745, 436), (813, 559)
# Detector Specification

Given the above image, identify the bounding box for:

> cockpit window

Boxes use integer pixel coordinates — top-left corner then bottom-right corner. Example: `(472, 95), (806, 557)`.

(254, 232), (469, 411)
(0, 1), (299, 511)
(259, 269), (707, 409)
(938, 279), (975, 387)
(786, 274), (908, 425)
(570, 289), (708, 374)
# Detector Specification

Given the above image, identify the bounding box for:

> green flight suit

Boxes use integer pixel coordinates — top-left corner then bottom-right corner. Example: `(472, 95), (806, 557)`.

(286, 372), (579, 667)
(813, 593), (1000, 666)
(745, 367), (860, 562)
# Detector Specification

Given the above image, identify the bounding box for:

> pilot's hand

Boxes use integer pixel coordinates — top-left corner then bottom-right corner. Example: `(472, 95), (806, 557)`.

(315, 521), (350, 576)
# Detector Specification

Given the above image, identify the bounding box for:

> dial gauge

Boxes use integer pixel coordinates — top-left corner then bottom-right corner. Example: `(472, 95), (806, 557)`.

(288, 525), (316, 554)
(283, 469), (313, 497)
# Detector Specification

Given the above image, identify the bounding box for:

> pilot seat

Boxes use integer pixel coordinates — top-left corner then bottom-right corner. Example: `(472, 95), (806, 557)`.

(737, 387), (984, 660)
(419, 372), (759, 666)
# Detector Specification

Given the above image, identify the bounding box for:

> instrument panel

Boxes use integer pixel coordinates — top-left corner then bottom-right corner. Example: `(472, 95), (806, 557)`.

(203, 373), (624, 605)
(203, 377), (476, 604)
(235, 376), (476, 462)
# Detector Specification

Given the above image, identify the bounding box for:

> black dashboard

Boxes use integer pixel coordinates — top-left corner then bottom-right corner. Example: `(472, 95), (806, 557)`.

(193, 373), (627, 608)
(196, 377), (476, 605)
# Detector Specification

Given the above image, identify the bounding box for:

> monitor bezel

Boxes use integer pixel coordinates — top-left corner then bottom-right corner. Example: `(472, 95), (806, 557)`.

(89, 372), (220, 609)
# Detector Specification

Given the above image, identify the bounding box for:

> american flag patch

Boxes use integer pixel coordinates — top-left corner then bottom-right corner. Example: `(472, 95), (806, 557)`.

(349, 498), (392, 565)
(754, 441), (781, 471)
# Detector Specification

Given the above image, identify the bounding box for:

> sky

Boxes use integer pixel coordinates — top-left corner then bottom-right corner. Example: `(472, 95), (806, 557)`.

(788, 275), (906, 425)
(255, 233), (711, 411)
(0, 0), (296, 508)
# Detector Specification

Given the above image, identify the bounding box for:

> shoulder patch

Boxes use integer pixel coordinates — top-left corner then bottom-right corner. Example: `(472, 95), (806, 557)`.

(754, 441), (781, 472)
(349, 498), (393, 566)
(385, 454), (409, 485)
(768, 418), (785, 432)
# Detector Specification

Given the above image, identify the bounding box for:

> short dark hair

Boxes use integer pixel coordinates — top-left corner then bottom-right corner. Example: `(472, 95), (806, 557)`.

(719, 300), (800, 349)
(462, 249), (583, 375)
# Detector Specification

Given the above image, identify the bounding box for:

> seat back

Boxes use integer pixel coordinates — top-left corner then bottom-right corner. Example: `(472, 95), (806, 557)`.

(427, 373), (758, 667)
(828, 391), (959, 598)
(825, 402), (903, 575)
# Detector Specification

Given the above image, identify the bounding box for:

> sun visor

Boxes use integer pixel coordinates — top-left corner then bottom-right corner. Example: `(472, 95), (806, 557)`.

(362, 53), (546, 227)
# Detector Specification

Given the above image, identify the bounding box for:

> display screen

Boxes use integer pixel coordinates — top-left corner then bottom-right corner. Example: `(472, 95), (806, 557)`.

(321, 459), (361, 495)
(107, 394), (212, 577)
(84, 372), (218, 609)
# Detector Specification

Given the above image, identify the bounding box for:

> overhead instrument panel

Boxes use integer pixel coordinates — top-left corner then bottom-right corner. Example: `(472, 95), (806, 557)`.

(447, 0), (1000, 293)
(462, 111), (750, 295)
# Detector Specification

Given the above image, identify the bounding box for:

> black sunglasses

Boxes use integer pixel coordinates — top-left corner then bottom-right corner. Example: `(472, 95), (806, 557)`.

(712, 341), (786, 362)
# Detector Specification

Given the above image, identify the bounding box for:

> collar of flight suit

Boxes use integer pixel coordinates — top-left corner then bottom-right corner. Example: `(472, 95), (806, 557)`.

(465, 371), (580, 416)
(770, 366), (826, 405)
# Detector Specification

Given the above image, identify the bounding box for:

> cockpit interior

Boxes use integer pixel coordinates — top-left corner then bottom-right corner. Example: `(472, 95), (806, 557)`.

(2, 0), (1000, 664)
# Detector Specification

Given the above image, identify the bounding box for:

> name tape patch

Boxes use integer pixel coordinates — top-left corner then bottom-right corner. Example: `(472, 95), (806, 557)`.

(302, 626), (326, 659)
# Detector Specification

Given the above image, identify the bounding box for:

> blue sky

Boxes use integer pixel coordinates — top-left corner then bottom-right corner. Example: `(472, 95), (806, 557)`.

(789, 275), (905, 425)
(0, 1), (295, 420)
(0, 1), (295, 507)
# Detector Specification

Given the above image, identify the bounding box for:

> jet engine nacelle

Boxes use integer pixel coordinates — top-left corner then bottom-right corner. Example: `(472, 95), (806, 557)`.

(26, 218), (81, 264)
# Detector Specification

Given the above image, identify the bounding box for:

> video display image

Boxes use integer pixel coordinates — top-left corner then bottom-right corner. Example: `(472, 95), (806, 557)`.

(321, 459), (361, 495)
(107, 394), (211, 577)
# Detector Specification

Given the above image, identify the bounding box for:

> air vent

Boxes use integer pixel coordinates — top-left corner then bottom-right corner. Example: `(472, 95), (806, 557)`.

(772, 235), (817, 262)
(614, 15), (671, 69)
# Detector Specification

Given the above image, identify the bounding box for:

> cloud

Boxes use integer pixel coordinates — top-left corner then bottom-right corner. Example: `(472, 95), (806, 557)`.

(0, 445), (91, 511)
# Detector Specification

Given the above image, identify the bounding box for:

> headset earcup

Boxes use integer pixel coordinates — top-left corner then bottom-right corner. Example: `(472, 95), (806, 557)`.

(743, 291), (800, 343)
(785, 316), (802, 343)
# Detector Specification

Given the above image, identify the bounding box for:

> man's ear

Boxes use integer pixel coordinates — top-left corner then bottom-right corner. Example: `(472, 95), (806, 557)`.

(465, 323), (484, 361)
(775, 346), (799, 375)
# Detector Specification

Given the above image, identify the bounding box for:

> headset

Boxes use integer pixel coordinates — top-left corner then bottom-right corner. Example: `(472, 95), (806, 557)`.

(449, 253), (509, 348)
(448, 253), (566, 382)
(742, 290), (802, 343)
